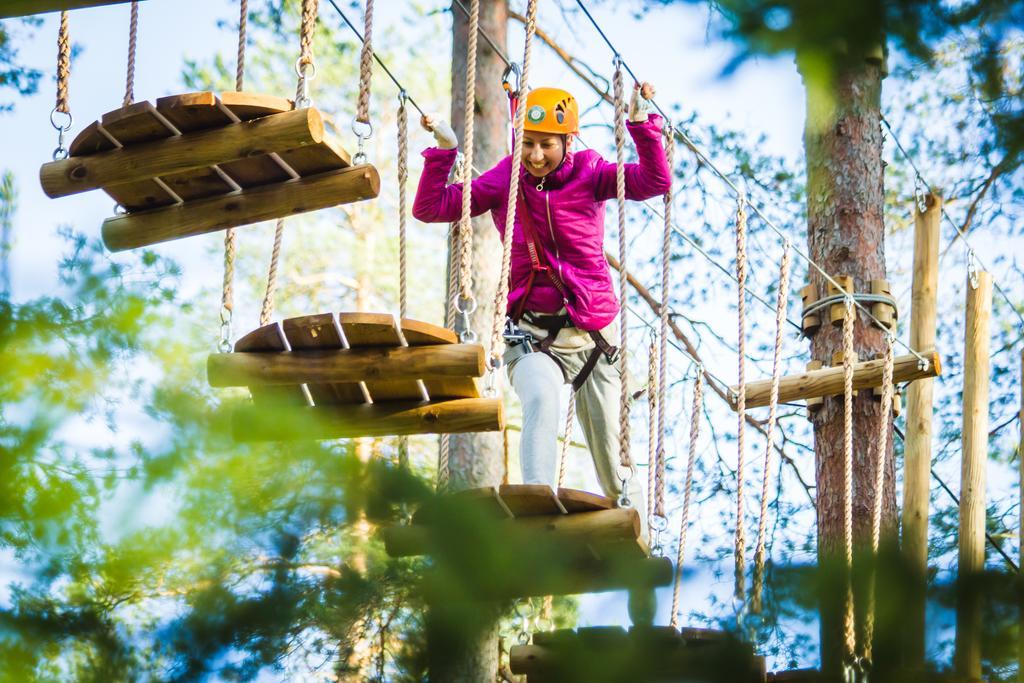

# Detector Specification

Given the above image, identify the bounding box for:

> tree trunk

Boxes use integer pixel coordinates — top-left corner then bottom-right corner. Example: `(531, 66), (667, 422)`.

(427, 1), (509, 680)
(798, 53), (898, 675)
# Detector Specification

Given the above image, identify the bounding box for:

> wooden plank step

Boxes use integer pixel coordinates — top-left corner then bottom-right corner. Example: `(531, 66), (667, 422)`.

(97, 101), (178, 211)
(101, 163), (380, 251)
(497, 484), (567, 516)
(401, 317), (480, 399)
(232, 397), (504, 442)
(232, 321), (307, 407)
(338, 312), (427, 403)
(281, 313), (366, 406)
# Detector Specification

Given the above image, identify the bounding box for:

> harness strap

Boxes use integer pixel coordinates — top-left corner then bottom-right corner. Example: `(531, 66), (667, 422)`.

(511, 186), (574, 322)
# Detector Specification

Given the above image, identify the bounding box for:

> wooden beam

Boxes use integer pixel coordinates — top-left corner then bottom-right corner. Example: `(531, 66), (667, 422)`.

(901, 192), (941, 664)
(232, 396), (503, 442)
(728, 350), (941, 410)
(41, 108), (324, 199)
(208, 343), (485, 388)
(102, 164), (379, 251)
(383, 507), (641, 558)
(955, 271), (991, 680)
(0, 0), (142, 18)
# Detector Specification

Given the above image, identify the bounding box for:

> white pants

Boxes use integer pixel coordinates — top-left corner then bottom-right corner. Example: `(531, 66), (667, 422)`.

(504, 332), (647, 528)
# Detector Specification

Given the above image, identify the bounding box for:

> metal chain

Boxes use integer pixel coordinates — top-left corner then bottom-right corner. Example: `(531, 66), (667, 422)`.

(841, 296), (857, 666)
(671, 371), (703, 628)
(123, 0), (139, 107)
(612, 57), (632, 477)
(734, 197), (749, 602)
(488, 0), (539, 365)
(860, 334), (894, 666)
(259, 219), (286, 326)
(751, 241), (791, 613)
(557, 391), (576, 489)
(355, 0), (374, 123)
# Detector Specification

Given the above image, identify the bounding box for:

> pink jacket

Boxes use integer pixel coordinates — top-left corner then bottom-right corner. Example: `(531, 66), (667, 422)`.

(412, 114), (671, 331)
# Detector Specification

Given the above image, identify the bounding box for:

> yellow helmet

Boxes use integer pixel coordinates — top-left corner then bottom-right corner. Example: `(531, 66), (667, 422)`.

(522, 87), (579, 135)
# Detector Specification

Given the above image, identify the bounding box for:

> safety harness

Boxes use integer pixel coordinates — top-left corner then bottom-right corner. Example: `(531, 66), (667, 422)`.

(506, 185), (618, 392)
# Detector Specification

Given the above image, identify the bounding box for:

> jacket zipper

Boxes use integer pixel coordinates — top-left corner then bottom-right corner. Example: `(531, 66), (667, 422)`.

(544, 191), (569, 306)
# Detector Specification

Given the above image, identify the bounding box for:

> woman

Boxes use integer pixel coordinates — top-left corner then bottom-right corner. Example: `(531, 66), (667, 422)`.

(412, 84), (671, 522)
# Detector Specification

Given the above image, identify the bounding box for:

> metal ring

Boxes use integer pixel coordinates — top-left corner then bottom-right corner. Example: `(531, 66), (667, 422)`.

(459, 328), (478, 344)
(650, 515), (669, 532)
(397, 89), (408, 107)
(50, 107), (73, 132)
(615, 463), (636, 483)
(351, 118), (374, 140)
(455, 295), (478, 315)
(294, 58), (318, 81)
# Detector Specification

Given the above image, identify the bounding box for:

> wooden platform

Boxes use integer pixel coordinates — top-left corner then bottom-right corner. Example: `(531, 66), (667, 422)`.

(217, 312), (504, 441)
(39, 91), (379, 251)
(511, 625), (766, 682)
(0, 0), (141, 18)
(381, 484), (670, 599)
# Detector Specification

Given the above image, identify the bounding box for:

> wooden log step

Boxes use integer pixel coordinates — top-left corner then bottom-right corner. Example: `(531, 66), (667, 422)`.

(232, 397), (503, 442)
(0, 0), (142, 18)
(41, 108), (324, 198)
(101, 164), (380, 251)
(280, 313), (366, 406)
(383, 507), (641, 558)
(231, 321), (308, 407)
(729, 349), (941, 410)
(337, 312), (428, 403)
(207, 343), (485, 388)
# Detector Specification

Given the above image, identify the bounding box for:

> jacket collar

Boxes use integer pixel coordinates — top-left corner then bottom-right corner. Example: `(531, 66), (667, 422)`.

(519, 149), (575, 190)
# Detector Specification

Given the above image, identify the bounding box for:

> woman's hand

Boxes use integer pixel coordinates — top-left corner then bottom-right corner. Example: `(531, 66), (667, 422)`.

(420, 114), (459, 150)
(628, 82), (655, 123)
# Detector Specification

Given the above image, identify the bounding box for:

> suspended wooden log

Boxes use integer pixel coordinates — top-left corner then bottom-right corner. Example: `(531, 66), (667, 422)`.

(0, 0), (143, 18)
(510, 626), (766, 682)
(208, 343), (485, 388)
(102, 164), (380, 251)
(41, 108), (324, 198)
(800, 283), (820, 337)
(233, 397), (504, 441)
(729, 350), (941, 410)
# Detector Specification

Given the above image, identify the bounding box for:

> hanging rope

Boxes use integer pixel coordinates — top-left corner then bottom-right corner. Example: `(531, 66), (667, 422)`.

(733, 197), (749, 602)
(860, 334), (895, 665)
(557, 391), (576, 489)
(51, 11), (73, 162)
(56, 12), (70, 115)
(612, 58), (633, 479)
(488, 0), (539, 363)
(236, 0), (248, 91)
(457, 0), (479, 309)
(397, 94), (409, 319)
(295, 0), (319, 108)
(259, 219), (285, 326)
(671, 371), (703, 628)
(751, 241), (791, 614)
(355, 0), (374, 123)
(123, 0), (139, 107)
(438, 433), (450, 491)
(841, 296), (857, 665)
(647, 340), (659, 526)
(656, 121), (673, 519)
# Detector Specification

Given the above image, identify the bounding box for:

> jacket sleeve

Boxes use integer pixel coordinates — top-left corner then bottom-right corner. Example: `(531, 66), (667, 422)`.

(592, 113), (672, 202)
(412, 147), (508, 222)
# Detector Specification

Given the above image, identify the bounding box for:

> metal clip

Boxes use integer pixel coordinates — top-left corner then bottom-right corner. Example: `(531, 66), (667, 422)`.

(218, 305), (233, 353)
(351, 118), (374, 165)
(967, 248), (979, 290)
(913, 179), (928, 215)
(616, 463), (635, 508)
(50, 108), (72, 161)
(454, 295), (478, 344)
(294, 59), (317, 109)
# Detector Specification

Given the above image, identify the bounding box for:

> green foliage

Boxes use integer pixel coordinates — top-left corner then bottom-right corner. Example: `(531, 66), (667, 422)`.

(0, 17), (42, 113)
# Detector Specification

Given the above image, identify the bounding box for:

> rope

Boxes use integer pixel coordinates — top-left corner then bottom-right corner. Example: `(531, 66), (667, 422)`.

(733, 197), (748, 602)
(612, 59), (632, 473)
(355, 0), (374, 123)
(123, 0), (139, 107)
(259, 219), (285, 326)
(488, 0), (539, 364)
(671, 371), (703, 629)
(861, 335), (894, 664)
(751, 241), (791, 613)
(502, 426), (510, 486)
(557, 391), (576, 489)
(456, 0), (480, 305)
(56, 12), (70, 114)
(298, 0), (319, 68)
(438, 433), (450, 491)
(656, 122), (673, 519)
(397, 94), (409, 319)
(647, 340), (659, 522)
(236, 0), (248, 91)
(841, 296), (856, 664)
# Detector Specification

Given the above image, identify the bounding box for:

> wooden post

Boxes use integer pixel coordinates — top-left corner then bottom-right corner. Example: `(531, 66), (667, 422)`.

(955, 270), (992, 679)
(0, 0), (143, 18)
(41, 108), (324, 199)
(901, 193), (941, 666)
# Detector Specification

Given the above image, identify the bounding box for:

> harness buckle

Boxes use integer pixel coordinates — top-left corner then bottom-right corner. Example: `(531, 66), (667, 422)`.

(502, 318), (535, 353)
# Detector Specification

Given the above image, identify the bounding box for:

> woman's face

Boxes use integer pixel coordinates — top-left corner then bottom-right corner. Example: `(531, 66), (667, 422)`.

(522, 130), (568, 178)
